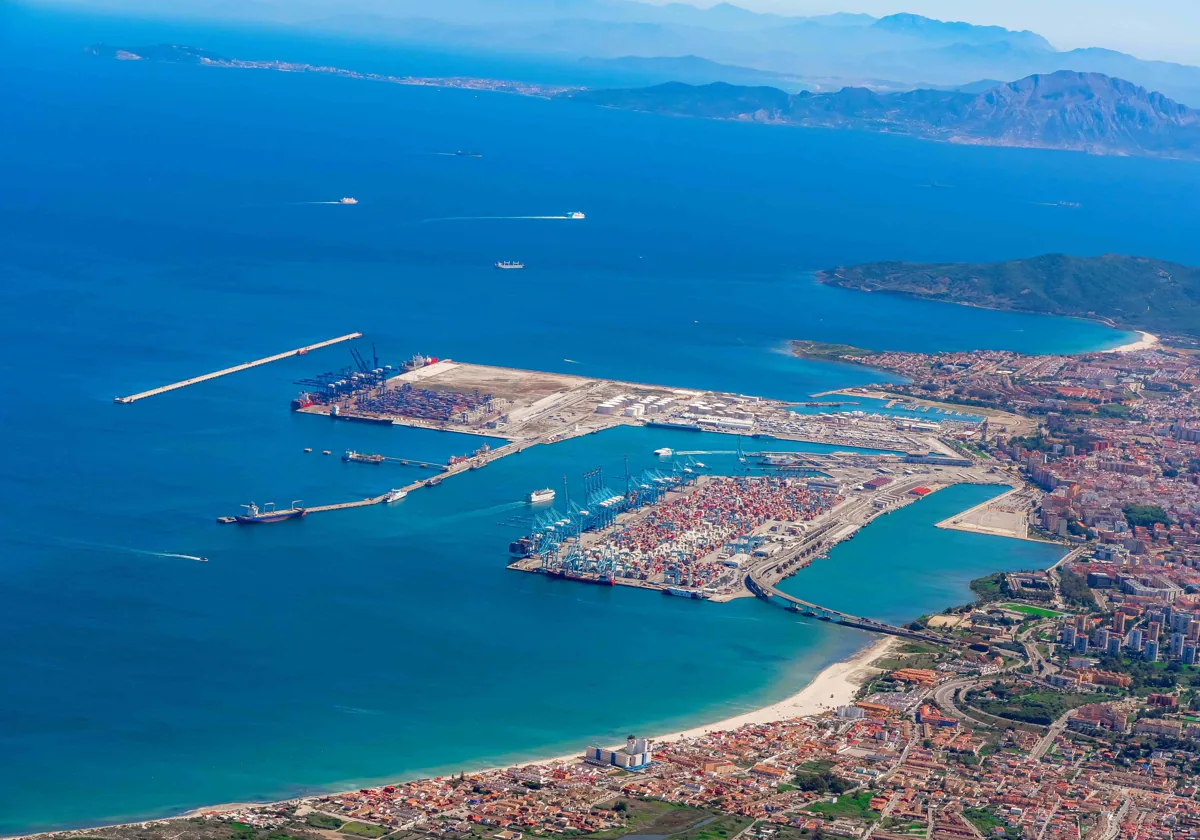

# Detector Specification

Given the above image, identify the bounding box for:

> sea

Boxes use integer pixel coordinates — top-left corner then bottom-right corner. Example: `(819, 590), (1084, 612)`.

(4, 4), (1200, 833)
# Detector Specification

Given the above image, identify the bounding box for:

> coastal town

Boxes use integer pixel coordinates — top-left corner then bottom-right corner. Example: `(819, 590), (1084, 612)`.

(38, 338), (1200, 840)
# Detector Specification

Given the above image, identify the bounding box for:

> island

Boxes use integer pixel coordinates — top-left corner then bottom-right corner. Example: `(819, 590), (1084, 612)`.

(816, 253), (1200, 346)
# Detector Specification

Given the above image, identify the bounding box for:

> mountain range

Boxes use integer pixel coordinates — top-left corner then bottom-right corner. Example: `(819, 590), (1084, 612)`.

(75, 0), (1200, 106)
(563, 71), (1200, 161)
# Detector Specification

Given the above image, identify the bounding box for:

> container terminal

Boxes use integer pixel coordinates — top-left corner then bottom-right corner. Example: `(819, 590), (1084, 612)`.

(290, 356), (975, 455)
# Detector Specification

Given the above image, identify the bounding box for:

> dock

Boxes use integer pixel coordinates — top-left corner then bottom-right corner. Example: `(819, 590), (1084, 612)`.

(114, 332), (363, 404)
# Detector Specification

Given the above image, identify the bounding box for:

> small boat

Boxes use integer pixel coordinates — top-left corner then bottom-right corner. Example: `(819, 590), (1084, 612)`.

(567, 211), (585, 220)
(527, 488), (555, 504)
(384, 488), (408, 504)
(654, 448), (673, 457)
(303, 447), (312, 453)
(338, 197), (358, 205)
(322, 450), (332, 455)
(197, 557), (210, 563)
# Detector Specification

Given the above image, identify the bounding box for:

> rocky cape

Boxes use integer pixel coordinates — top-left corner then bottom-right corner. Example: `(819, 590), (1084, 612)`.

(562, 71), (1200, 160)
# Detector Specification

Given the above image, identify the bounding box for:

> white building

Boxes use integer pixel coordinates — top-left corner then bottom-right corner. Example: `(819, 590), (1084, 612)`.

(585, 736), (653, 770)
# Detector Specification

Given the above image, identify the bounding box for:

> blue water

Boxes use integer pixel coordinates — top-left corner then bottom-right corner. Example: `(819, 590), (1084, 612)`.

(4, 4), (1200, 833)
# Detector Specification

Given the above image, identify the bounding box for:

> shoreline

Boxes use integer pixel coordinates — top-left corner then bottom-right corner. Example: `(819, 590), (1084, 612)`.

(20, 636), (897, 837)
(1103, 329), (1159, 353)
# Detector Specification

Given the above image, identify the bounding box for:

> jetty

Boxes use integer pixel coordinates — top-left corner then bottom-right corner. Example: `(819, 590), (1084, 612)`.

(114, 332), (362, 404)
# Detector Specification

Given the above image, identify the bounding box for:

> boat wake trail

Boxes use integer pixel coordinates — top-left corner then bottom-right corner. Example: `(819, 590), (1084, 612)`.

(295, 201), (345, 205)
(673, 450), (736, 456)
(563, 358), (582, 364)
(421, 215), (579, 223)
(152, 552), (208, 562)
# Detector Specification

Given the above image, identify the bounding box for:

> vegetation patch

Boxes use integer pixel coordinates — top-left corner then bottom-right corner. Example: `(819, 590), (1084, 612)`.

(1000, 603), (1062, 618)
(305, 815), (344, 830)
(338, 823), (388, 838)
(803, 790), (877, 822)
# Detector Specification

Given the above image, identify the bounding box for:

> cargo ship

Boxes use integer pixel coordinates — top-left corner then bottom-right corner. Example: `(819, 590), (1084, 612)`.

(343, 450), (384, 464)
(235, 501), (306, 524)
(663, 587), (708, 600)
(646, 420), (701, 432)
(565, 571), (614, 586)
(291, 392), (314, 411)
(509, 536), (534, 558)
(527, 488), (555, 504)
(338, 197), (358, 205)
(402, 353), (439, 373)
(494, 261), (524, 270)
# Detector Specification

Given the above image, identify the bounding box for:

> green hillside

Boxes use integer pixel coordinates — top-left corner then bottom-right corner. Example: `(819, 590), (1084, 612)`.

(817, 253), (1200, 343)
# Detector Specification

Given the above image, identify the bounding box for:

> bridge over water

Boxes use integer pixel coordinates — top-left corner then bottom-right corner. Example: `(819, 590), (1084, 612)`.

(745, 572), (944, 645)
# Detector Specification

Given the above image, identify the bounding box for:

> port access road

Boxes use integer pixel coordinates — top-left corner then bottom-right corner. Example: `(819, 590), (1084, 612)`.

(115, 332), (363, 403)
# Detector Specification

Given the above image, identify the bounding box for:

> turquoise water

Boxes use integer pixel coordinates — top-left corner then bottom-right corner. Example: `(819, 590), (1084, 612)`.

(776, 484), (1066, 626)
(3, 5), (1200, 833)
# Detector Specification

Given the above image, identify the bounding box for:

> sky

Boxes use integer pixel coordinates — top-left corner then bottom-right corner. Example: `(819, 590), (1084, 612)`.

(686, 0), (1200, 63)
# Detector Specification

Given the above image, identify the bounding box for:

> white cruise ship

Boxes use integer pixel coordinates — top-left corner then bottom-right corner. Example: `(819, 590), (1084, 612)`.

(527, 488), (556, 504)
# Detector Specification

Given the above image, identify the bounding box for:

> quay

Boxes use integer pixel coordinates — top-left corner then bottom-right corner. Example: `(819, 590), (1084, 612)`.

(114, 332), (363, 404)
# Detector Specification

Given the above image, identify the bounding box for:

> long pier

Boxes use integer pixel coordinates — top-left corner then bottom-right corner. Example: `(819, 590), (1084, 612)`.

(114, 332), (363, 404)
(745, 572), (944, 644)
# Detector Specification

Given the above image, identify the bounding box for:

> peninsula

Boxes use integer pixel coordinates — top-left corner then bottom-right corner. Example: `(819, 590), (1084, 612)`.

(817, 253), (1200, 345)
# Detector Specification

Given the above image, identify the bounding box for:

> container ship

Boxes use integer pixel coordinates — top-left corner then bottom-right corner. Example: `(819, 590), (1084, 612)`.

(291, 392), (314, 411)
(509, 536), (534, 558)
(235, 501), (306, 524)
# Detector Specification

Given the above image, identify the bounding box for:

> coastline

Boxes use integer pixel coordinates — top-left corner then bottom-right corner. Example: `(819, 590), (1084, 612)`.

(1103, 329), (1159, 353)
(71, 636), (896, 833)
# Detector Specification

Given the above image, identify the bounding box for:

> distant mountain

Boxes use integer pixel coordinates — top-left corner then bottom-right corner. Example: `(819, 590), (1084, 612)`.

(872, 13), (1053, 52)
(562, 71), (1200, 160)
(65, 0), (1200, 106)
(576, 55), (809, 91)
(817, 254), (1200, 343)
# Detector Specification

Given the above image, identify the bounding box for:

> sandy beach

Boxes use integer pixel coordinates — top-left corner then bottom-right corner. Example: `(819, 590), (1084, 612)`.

(179, 636), (899, 821)
(1104, 330), (1159, 353)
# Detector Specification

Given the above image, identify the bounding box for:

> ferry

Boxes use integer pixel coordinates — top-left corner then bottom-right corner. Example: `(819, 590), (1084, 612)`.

(653, 448), (674, 457)
(567, 211), (585, 220)
(527, 488), (555, 504)
(494, 261), (525, 270)
(384, 488), (408, 503)
(338, 197), (358, 205)
(235, 501), (306, 524)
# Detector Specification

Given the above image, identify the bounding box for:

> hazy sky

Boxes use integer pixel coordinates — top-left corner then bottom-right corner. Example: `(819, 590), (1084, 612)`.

(689, 0), (1200, 63)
